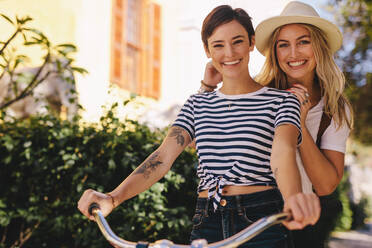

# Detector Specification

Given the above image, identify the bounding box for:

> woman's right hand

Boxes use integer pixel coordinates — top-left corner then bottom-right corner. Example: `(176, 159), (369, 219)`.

(287, 84), (311, 127)
(77, 189), (115, 221)
(282, 192), (320, 230)
(203, 61), (222, 87)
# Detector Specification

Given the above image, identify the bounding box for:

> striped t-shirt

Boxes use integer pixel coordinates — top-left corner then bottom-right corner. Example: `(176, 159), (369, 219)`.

(172, 87), (302, 209)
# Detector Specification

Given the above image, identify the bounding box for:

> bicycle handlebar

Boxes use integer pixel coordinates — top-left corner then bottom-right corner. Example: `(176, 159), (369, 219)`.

(89, 203), (291, 248)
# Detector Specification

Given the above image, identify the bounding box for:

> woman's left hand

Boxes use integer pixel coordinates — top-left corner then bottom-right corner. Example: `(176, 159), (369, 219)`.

(287, 84), (311, 127)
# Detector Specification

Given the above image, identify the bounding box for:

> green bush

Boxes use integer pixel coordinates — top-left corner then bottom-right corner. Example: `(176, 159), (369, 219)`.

(0, 105), (198, 248)
(334, 171), (353, 232)
(333, 169), (372, 233)
(350, 194), (372, 230)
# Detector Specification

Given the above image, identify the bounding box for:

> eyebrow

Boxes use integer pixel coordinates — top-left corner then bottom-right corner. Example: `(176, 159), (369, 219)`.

(211, 35), (245, 44)
(276, 35), (310, 43)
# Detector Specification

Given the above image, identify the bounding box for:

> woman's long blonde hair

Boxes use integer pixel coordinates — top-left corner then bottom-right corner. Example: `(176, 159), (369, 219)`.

(255, 24), (353, 129)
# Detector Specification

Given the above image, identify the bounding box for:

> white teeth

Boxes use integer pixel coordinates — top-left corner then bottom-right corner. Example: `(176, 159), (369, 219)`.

(223, 60), (240, 65)
(289, 60), (306, 67)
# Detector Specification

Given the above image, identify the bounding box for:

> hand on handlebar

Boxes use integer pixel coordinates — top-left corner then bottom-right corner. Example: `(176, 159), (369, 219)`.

(282, 192), (320, 230)
(77, 189), (115, 221)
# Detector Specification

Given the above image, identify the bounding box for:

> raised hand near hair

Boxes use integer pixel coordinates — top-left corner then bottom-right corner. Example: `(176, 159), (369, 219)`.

(203, 61), (222, 87)
(282, 192), (321, 230)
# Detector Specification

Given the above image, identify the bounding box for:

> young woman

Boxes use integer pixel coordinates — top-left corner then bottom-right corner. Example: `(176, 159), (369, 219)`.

(201, 2), (353, 247)
(78, 5), (320, 247)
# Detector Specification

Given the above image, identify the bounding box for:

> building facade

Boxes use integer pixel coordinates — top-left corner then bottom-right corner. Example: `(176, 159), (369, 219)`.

(0, 0), (290, 124)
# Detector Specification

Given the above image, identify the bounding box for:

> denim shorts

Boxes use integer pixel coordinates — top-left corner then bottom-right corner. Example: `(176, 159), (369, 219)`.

(190, 188), (292, 248)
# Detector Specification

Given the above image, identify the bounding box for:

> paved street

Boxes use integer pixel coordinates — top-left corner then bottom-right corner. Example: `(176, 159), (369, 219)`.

(328, 223), (372, 248)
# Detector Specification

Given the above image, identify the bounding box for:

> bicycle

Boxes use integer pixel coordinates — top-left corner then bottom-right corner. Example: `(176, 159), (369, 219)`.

(89, 203), (291, 248)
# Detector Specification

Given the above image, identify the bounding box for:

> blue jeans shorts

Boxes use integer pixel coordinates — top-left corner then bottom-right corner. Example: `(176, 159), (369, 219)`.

(190, 188), (292, 248)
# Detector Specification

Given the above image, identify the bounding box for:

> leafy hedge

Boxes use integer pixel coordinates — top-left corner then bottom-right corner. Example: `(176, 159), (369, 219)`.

(0, 106), (198, 248)
(334, 171), (353, 232)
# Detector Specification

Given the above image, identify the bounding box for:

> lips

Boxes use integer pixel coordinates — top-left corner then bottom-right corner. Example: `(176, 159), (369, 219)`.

(222, 59), (241, 66)
(288, 60), (306, 67)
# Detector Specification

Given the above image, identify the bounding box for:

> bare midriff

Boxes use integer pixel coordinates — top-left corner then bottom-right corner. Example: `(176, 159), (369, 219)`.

(198, 185), (275, 198)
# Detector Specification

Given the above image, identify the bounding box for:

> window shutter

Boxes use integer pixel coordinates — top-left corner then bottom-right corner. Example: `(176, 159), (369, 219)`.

(151, 2), (161, 99)
(110, 0), (124, 86)
(110, 0), (161, 99)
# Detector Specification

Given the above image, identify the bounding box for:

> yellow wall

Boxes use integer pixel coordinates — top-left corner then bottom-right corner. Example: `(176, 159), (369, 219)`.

(0, 0), (81, 65)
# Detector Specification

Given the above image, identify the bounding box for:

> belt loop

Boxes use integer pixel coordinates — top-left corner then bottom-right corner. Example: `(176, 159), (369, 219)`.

(235, 195), (244, 216)
(204, 198), (209, 217)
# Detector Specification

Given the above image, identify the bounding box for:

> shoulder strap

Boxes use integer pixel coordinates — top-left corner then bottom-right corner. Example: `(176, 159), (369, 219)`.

(315, 110), (335, 197)
(316, 110), (332, 148)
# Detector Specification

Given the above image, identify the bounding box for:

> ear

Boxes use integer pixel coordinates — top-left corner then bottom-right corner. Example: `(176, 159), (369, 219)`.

(249, 35), (255, 52)
(204, 44), (211, 58)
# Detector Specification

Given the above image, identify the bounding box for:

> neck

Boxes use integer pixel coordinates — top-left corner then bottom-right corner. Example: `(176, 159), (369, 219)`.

(220, 72), (262, 95)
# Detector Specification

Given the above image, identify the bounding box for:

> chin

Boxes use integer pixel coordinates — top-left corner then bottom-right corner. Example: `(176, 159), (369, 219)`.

(222, 69), (242, 78)
(223, 74), (241, 80)
(288, 73), (308, 81)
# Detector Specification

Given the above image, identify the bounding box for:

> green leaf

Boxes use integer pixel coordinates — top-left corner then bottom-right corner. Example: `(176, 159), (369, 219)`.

(24, 41), (40, 46)
(0, 213), (11, 226)
(71, 66), (88, 74)
(155, 222), (163, 230)
(76, 184), (83, 193)
(0, 14), (14, 24)
(24, 148), (31, 160)
(108, 159), (116, 169)
(27, 28), (44, 37)
(24, 141), (32, 148)
(17, 15), (33, 25)
(56, 43), (76, 49)
(4, 155), (12, 164)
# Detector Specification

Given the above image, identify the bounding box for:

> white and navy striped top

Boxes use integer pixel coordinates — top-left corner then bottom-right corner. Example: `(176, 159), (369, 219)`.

(172, 87), (302, 209)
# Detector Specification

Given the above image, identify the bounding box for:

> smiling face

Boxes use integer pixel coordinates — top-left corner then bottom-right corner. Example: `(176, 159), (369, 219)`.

(204, 20), (254, 80)
(275, 24), (317, 85)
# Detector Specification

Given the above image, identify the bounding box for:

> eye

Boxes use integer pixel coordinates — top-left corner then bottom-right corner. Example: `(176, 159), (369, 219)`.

(213, 44), (223, 48)
(298, 40), (310, 45)
(277, 42), (288, 48)
(233, 39), (243, 45)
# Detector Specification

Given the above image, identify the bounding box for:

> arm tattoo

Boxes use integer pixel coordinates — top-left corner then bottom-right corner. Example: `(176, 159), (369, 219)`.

(274, 168), (279, 179)
(135, 152), (163, 179)
(169, 127), (185, 146)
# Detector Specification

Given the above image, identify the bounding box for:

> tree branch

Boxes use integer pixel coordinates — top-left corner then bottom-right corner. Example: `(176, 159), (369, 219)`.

(0, 29), (20, 56)
(1, 226), (7, 243)
(10, 221), (40, 248)
(0, 52), (51, 110)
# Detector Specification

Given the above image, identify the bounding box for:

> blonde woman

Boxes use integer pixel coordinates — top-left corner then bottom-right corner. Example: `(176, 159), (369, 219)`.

(201, 1), (353, 247)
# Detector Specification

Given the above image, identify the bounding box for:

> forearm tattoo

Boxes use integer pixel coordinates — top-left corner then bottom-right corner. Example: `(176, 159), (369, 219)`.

(135, 152), (163, 178)
(274, 168), (279, 179)
(169, 127), (185, 146)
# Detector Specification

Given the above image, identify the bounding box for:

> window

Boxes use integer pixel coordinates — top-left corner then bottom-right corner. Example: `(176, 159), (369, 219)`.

(110, 0), (162, 99)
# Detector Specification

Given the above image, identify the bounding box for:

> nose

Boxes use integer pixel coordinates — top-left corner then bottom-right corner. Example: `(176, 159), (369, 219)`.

(225, 44), (235, 57)
(289, 44), (298, 57)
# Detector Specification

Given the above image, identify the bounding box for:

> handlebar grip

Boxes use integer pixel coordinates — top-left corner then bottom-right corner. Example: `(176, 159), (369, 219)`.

(88, 202), (100, 216)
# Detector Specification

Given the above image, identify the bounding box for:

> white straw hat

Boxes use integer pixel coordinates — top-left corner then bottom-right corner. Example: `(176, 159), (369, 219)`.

(255, 1), (342, 55)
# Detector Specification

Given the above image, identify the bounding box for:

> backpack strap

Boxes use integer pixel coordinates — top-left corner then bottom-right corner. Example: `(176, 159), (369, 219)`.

(316, 110), (332, 148)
